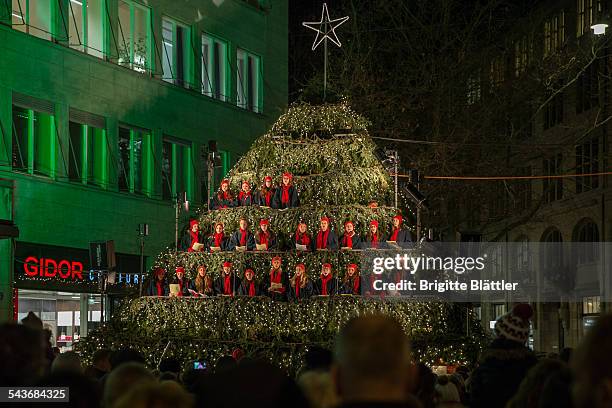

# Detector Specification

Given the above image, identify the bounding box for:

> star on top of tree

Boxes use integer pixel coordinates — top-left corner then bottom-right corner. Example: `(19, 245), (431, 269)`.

(302, 3), (350, 51)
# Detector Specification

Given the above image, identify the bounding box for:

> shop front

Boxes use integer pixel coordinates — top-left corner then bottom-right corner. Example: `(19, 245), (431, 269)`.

(14, 242), (145, 351)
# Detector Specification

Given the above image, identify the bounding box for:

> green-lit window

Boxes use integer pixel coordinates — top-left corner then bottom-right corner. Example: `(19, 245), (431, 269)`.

(162, 17), (192, 88)
(11, 105), (55, 177)
(202, 34), (228, 100)
(11, 0), (53, 40)
(236, 49), (262, 112)
(206, 149), (231, 201)
(67, 0), (105, 58)
(162, 138), (192, 201)
(68, 120), (107, 187)
(118, 0), (151, 72)
(118, 125), (152, 196)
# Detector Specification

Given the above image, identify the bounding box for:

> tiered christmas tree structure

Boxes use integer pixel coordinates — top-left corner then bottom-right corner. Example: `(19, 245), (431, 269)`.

(76, 101), (487, 373)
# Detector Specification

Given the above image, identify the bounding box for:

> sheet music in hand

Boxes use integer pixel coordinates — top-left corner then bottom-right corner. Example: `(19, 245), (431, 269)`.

(295, 244), (308, 251)
(235, 246), (247, 252)
(256, 243), (267, 251)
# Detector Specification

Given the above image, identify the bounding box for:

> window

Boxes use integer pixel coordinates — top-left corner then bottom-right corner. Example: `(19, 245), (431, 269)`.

(68, 0), (104, 58)
(12, 104), (55, 177)
(576, 137), (599, 193)
(161, 138), (192, 201)
(577, 60), (599, 113)
(542, 227), (563, 269)
(68, 118), (107, 187)
(543, 89), (564, 129)
(466, 74), (481, 105)
(583, 296), (601, 315)
(11, 0), (53, 40)
(237, 49), (262, 112)
(118, 126), (152, 195)
(577, 0), (602, 37)
(543, 154), (563, 203)
(489, 56), (505, 89)
(117, 1), (151, 72)
(202, 34), (228, 100)
(162, 17), (191, 87)
(514, 36), (533, 77)
(493, 303), (507, 319)
(544, 11), (566, 56)
(575, 220), (599, 263)
(515, 237), (531, 271)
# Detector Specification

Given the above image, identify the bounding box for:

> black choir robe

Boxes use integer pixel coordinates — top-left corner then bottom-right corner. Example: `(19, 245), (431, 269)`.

(145, 279), (169, 296)
(170, 277), (192, 297)
(262, 269), (290, 301)
(237, 279), (263, 297)
(339, 276), (362, 295)
(315, 229), (339, 251)
(213, 274), (241, 296)
(211, 193), (235, 210)
(255, 188), (276, 207)
(272, 185), (299, 209)
(179, 231), (206, 252)
(207, 234), (229, 251)
(190, 278), (214, 297)
(287, 280), (316, 301)
(228, 229), (256, 251)
(237, 191), (255, 207)
(293, 233), (314, 252)
(339, 233), (362, 250)
(254, 231), (278, 251)
(360, 235), (386, 249)
(386, 228), (413, 248)
(315, 276), (339, 296)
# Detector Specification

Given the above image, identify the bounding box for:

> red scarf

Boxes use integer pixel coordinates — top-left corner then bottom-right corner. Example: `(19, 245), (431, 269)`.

(218, 191), (232, 207)
(177, 279), (183, 297)
(371, 233), (379, 248)
(320, 273), (333, 295)
(343, 232), (354, 248)
(156, 281), (163, 296)
(270, 269), (285, 293)
(258, 231), (269, 247)
(296, 232), (310, 245)
(239, 229), (247, 246)
(188, 230), (199, 252)
(263, 190), (272, 206)
(224, 274), (232, 295)
(214, 232), (224, 247)
(390, 228), (399, 241)
(281, 185), (290, 205)
(352, 276), (360, 294)
(316, 229), (330, 249)
(239, 191), (251, 204)
(248, 280), (256, 297)
(295, 275), (301, 298)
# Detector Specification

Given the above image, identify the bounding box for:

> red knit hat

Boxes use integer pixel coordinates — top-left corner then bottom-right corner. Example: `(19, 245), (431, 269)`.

(272, 256), (282, 262)
(222, 261), (232, 268)
(242, 180), (250, 188)
(295, 263), (305, 271)
(344, 220), (354, 227)
(264, 175), (272, 182)
(221, 179), (229, 186)
(260, 219), (270, 226)
(282, 172), (293, 179)
(347, 263), (358, 271)
(321, 216), (330, 223)
(393, 215), (403, 223)
(494, 303), (533, 343)
(190, 219), (199, 228)
(370, 220), (379, 228)
(176, 266), (185, 273)
(322, 263), (332, 270)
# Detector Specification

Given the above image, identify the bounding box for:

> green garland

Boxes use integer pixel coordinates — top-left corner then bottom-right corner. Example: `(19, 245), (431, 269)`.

(75, 297), (487, 375)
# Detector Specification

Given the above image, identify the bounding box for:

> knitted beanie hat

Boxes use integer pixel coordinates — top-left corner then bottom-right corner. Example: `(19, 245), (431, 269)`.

(494, 303), (533, 343)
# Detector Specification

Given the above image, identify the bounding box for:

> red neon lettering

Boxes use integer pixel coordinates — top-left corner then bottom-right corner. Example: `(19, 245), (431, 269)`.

(71, 262), (83, 280)
(24, 256), (39, 277)
(44, 259), (57, 277)
(58, 260), (71, 279)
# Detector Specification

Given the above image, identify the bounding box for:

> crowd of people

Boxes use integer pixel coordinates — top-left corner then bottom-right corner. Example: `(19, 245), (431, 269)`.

(146, 257), (363, 299)
(2, 304), (612, 408)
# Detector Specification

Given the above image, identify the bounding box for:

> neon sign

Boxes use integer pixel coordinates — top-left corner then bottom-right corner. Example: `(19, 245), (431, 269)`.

(24, 256), (84, 280)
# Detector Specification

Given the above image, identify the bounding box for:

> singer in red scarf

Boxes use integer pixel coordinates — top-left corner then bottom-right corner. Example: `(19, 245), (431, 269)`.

(264, 256), (289, 301)
(172, 267), (190, 297)
(229, 218), (255, 251)
(212, 179), (235, 209)
(294, 222), (313, 251)
(255, 219), (277, 250)
(387, 215), (413, 247)
(256, 176), (275, 207)
(316, 263), (338, 296)
(237, 268), (260, 297)
(288, 263), (315, 301)
(315, 217), (339, 250)
(237, 180), (254, 206)
(364, 220), (382, 249)
(340, 264), (361, 295)
(146, 267), (169, 296)
(180, 219), (205, 252)
(208, 222), (228, 251)
(340, 221), (362, 249)
(272, 172), (299, 209)
(213, 261), (241, 296)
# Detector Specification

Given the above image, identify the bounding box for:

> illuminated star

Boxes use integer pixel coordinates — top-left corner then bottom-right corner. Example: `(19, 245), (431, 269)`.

(302, 3), (349, 51)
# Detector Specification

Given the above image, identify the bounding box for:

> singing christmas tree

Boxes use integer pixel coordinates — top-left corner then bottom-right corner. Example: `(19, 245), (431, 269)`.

(76, 100), (487, 373)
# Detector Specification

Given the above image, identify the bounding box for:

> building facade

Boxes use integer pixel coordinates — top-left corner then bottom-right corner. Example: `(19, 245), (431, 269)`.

(0, 0), (288, 344)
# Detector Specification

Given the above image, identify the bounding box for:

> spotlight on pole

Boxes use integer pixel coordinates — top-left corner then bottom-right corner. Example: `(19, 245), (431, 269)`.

(401, 182), (429, 210)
